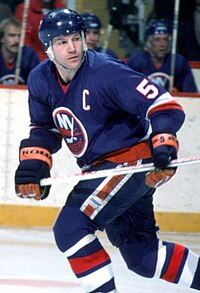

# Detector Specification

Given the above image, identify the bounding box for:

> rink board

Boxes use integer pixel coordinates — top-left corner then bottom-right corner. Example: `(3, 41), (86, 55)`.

(0, 86), (200, 231)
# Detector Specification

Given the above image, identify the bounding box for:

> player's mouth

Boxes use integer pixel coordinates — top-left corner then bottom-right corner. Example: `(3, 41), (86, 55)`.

(68, 55), (79, 60)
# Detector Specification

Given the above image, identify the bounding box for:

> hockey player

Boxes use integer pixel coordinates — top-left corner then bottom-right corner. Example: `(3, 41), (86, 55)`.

(81, 12), (118, 59)
(15, 8), (200, 292)
(128, 19), (198, 93)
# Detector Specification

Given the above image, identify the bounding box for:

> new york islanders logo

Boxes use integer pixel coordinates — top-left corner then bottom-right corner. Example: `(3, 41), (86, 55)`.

(148, 72), (170, 90)
(53, 107), (88, 157)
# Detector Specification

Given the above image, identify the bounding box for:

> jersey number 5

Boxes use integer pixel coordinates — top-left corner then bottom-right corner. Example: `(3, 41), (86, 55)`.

(136, 78), (159, 99)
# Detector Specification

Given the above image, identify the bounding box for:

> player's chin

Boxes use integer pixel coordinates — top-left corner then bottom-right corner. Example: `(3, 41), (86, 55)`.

(68, 60), (82, 70)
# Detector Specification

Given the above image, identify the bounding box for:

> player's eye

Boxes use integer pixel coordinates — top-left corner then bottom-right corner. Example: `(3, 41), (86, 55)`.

(72, 36), (81, 42)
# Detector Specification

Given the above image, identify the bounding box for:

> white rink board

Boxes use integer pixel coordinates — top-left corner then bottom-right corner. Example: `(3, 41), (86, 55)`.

(0, 88), (200, 212)
(192, 68), (200, 92)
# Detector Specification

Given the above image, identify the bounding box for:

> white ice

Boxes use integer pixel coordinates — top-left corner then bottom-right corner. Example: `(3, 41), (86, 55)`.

(0, 227), (199, 293)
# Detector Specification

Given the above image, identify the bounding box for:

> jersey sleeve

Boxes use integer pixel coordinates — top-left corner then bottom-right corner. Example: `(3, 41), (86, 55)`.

(27, 64), (62, 154)
(98, 60), (185, 135)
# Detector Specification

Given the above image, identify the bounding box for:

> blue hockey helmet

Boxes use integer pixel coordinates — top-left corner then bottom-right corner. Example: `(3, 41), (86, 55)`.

(38, 8), (86, 50)
(81, 13), (102, 30)
(145, 20), (171, 39)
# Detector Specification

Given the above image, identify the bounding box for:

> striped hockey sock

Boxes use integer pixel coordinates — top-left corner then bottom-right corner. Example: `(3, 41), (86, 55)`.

(64, 234), (117, 292)
(155, 241), (200, 289)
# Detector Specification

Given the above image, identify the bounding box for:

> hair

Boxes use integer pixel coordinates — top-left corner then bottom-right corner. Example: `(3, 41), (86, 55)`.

(0, 16), (21, 39)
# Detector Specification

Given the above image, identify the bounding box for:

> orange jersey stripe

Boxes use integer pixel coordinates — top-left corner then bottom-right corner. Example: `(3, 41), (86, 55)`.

(96, 174), (126, 200)
(148, 101), (184, 118)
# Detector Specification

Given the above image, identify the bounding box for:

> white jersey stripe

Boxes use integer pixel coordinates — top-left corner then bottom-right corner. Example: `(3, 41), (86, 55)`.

(146, 92), (175, 117)
(80, 172), (133, 220)
(90, 173), (133, 219)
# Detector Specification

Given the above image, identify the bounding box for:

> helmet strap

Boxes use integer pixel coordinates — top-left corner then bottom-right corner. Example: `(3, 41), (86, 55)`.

(46, 31), (88, 72)
(81, 30), (88, 52)
(46, 43), (55, 61)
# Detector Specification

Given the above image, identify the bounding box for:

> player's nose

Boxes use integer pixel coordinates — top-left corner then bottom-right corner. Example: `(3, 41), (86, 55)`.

(67, 40), (76, 52)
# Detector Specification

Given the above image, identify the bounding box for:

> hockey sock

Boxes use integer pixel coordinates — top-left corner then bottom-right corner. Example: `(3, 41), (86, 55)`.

(65, 234), (117, 292)
(155, 240), (200, 289)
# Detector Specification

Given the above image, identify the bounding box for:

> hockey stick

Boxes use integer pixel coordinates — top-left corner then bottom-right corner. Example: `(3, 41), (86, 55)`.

(169, 0), (180, 92)
(15, 0), (30, 84)
(101, 24), (113, 53)
(40, 156), (200, 186)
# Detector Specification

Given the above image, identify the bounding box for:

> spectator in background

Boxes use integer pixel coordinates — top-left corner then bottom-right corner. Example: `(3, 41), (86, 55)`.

(128, 19), (198, 93)
(81, 12), (118, 59)
(151, 0), (200, 61)
(0, 3), (12, 22)
(0, 17), (40, 84)
(0, 0), (23, 13)
(15, 0), (65, 61)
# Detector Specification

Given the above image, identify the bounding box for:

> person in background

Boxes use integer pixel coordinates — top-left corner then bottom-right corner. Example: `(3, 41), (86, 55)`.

(15, 0), (65, 61)
(128, 19), (198, 93)
(151, 0), (200, 61)
(14, 8), (200, 293)
(0, 0), (23, 13)
(0, 3), (12, 22)
(81, 12), (118, 59)
(194, 0), (200, 47)
(0, 16), (40, 84)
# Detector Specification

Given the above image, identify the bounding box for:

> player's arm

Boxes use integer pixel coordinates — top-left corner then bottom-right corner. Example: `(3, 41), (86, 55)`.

(15, 128), (62, 200)
(145, 95), (185, 188)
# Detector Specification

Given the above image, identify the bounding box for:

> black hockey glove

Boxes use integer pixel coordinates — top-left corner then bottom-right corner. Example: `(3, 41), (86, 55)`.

(15, 139), (52, 200)
(145, 133), (179, 188)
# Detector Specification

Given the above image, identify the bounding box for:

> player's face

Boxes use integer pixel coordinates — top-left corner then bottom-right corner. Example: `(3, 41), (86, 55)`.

(1, 25), (21, 54)
(149, 34), (170, 58)
(52, 32), (84, 70)
(85, 29), (100, 49)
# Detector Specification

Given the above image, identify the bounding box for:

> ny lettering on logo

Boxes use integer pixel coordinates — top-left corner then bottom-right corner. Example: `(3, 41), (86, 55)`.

(57, 113), (75, 143)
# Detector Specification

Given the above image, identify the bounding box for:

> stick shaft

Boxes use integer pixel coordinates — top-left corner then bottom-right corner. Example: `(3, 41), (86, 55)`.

(101, 24), (113, 53)
(40, 156), (200, 186)
(169, 0), (180, 91)
(15, 0), (30, 84)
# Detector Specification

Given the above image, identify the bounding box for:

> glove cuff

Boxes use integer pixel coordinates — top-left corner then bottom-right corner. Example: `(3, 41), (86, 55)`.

(19, 139), (52, 169)
(151, 133), (179, 152)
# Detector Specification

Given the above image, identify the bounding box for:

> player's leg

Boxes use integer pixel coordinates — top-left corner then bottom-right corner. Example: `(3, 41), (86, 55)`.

(106, 194), (200, 290)
(155, 240), (200, 290)
(120, 238), (200, 290)
(53, 204), (117, 293)
(53, 160), (152, 293)
(106, 192), (159, 278)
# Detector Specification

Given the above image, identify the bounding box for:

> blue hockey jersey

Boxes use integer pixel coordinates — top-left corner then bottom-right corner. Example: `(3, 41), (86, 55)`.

(0, 45), (40, 84)
(27, 50), (185, 168)
(128, 50), (197, 92)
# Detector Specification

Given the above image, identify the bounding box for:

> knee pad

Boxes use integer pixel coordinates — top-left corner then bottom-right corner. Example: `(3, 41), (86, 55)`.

(53, 205), (95, 252)
(105, 216), (130, 247)
(119, 235), (159, 278)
